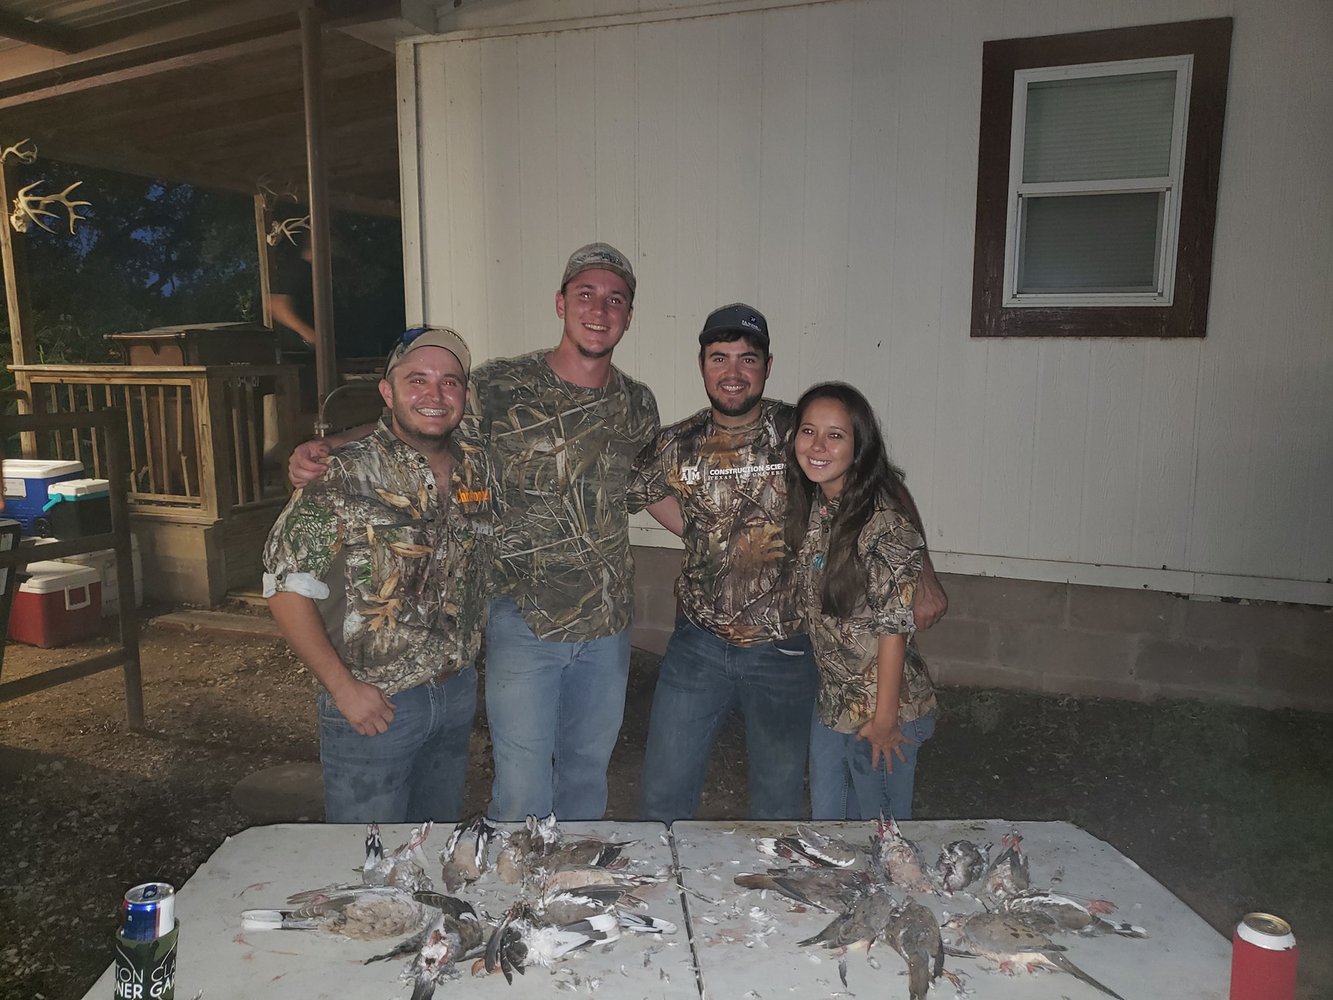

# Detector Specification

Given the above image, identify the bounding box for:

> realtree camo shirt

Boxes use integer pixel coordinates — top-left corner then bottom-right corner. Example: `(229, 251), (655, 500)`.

(262, 417), (494, 695)
(796, 496), (938, 732)
(458, 351), (660, 642)
(628, 399), (801, 645)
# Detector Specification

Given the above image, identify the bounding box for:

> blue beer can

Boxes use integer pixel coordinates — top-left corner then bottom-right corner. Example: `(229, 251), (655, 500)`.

(121, 883), (176, 942)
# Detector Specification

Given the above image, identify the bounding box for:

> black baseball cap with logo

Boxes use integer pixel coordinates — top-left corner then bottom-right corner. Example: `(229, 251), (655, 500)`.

(698, 303), (770, 354)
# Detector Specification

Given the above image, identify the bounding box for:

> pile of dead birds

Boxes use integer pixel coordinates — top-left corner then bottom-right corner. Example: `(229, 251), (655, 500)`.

(240, 816), (678, 999)
(733, 817), (1148, 1000)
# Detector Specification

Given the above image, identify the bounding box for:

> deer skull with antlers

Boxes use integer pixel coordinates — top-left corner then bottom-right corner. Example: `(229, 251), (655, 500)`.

(266, 214), (311, 247)
(1, 138), (38, 164)
(10, 180), (92, 234)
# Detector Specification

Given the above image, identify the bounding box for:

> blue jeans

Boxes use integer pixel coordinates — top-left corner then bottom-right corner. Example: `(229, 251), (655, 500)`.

(809, 711), (935, 821)
(640, 617), (819, 823)
(319, 666), (477, 824)
(484, 597), (631, 821)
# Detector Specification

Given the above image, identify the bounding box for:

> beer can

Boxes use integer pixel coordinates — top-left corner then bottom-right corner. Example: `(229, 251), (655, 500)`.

(1230, 912), (1297, 1000)
(121, 883), (176, 942)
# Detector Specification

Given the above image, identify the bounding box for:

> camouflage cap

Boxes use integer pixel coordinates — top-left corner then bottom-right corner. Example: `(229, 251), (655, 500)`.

(384, 325), (472, 377)
(561, 242), (636, 300)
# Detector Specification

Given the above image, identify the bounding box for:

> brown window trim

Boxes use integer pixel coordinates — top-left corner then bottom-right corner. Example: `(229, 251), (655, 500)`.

(970, 18), (1233, 339)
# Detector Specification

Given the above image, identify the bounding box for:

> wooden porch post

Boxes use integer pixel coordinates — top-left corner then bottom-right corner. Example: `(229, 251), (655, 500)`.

(254, 193), (273, 329)
(0, 156), (37, 456)
(299, 4), (337, 405)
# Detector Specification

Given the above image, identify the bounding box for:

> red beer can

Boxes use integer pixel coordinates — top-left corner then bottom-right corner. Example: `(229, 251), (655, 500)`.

(1230, 912), (1297, 1000)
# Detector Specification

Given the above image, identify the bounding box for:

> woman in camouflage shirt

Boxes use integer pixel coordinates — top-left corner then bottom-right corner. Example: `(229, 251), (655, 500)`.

(785, 382), (938, 821)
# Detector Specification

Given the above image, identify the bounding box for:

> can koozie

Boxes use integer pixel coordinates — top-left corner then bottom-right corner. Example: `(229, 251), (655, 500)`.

(113, 920), (177, 1000)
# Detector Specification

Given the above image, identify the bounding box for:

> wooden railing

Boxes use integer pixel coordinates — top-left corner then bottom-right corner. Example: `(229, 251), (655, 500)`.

(10, 364), (302, 520)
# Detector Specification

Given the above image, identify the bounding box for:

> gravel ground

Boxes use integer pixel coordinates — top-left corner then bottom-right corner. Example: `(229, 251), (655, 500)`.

(1, 616), (1329, 999)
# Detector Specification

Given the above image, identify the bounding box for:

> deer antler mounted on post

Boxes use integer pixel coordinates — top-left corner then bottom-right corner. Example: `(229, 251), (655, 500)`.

(1, 138), (38, 164)
(10, 180), (92, 234)
(266, 214), (311, 247)
(255, 175), (299, 211)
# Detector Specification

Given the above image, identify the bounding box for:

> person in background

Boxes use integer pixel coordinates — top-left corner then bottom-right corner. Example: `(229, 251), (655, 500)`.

(785, 381), (938, 821)
(264, 327), (492, 823)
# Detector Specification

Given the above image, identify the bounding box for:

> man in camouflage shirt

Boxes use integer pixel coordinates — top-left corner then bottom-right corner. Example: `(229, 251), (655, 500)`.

(631, 304), (948, 822)
(630, 304), (818, 821)
(265, 327), (492, 823)
(464, 243), (666, 821)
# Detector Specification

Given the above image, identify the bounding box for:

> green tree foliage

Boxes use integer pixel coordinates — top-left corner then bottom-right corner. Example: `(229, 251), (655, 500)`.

(2, 160), (259, 367)
(1, 159), (404, 371)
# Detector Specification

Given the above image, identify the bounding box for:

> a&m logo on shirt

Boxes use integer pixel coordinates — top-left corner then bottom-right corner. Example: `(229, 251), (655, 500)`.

(680, 463), (702, 485)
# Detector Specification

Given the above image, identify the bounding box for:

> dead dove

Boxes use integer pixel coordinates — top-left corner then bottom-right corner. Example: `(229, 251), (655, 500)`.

(884, 897), (958, 1000)
(936, 839), (991, 893)
(756, 825), (863, 868)
(439, 815), (497, 891)
(240, 884), (430, 940)
(983, 831), (1030, 901)
(945, 910), (1126, 999)
(734, 866), (875, 911)
(363, 822), (435, 891)
(798, 888), (899, 988)
(1006, 891), (1148, 937)
(871, 815), (935, 893)
(385, 898), (489, 1000)
(484, 902), (620, 983)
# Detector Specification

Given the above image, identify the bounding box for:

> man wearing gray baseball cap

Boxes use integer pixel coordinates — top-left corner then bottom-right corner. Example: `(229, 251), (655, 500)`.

(267, 326), (493, 823)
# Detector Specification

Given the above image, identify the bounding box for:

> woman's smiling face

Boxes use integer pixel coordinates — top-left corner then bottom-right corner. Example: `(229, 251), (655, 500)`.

(794, 396), (855, 499)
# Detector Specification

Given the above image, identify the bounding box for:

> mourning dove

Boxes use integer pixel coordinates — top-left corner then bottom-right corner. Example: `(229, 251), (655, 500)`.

(945, 910), (1126, 1000)
(798, 888), (899, 987)
(936, 839), (991, 893)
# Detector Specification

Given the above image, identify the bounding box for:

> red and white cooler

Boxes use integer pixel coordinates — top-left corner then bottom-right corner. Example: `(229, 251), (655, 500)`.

(7, 560), (102, 648)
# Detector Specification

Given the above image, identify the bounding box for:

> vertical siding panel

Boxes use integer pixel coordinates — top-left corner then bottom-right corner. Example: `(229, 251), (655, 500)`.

(553, 31), (598, 255)
(514, 34), (560, 355)
(436, 41), (488, 349)
(931, 0), (1004, 557)
(844, 1), (900, 436)
(635, 21), (683, 418)
(713, 12), (764, 311)
(755, 5), (807, 403)
(1028, 341), (1091, 561)
(882, 0), (953, 528)
(977, 344), (1039, 554)
(397, 43), (426, 325)
(670, 15), (723, 402)
(593, 25), (639, 261)
(1078, 345), (1143, 565)
(795, 9), (855, 389)
(479, 38), (524, 356)
(1236, 6), (1332, 580)
(1187, 5), (1271, 576)
(1133, 342), (1198, 570)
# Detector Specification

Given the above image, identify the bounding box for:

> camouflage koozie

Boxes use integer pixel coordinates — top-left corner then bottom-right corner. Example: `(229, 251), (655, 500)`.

(113, 921), (177, 1000)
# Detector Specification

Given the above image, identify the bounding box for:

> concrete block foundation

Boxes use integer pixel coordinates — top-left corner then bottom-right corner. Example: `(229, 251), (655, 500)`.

(629, 548), (1333, 712)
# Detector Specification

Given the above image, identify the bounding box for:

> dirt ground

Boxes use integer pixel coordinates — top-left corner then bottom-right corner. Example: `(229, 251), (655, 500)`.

(1, 612), (1330, 1000)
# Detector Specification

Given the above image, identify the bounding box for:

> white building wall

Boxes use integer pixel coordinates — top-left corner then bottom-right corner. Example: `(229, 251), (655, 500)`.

(399, 0), (1333, 605)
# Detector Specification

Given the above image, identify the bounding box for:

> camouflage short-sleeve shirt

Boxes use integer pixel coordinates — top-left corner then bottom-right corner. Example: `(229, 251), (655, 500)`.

(628, 399), (801, 645)
(459, 351), (660, 642)
(263, 418), (494, 695)
(797, 495), (937, 732)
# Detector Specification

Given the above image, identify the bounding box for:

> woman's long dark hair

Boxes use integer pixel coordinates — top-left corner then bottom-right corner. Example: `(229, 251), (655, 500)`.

(784, 382), (909, 618)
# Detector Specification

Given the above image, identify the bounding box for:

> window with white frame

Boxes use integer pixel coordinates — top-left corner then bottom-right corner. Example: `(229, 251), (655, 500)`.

(1006, 58), (1190, 305)
(971, 19), (1232, 339)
